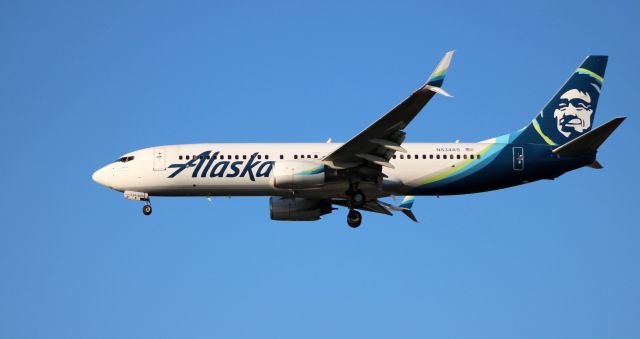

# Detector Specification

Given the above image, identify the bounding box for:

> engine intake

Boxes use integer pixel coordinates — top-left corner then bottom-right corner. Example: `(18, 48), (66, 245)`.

(269, 197), (332, 221)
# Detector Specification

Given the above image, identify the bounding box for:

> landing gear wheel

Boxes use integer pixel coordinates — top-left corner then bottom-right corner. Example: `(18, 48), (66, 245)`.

(350, 190), (365, 207)
(142, 204), (152, 216)
(347, 210), (362, 228)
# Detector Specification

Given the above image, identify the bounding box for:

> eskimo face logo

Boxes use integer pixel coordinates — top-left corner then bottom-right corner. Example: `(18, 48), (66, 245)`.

(553, 89), (594, 138)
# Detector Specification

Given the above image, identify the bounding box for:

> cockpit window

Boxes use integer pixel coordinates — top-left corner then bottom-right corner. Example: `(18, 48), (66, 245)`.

(115, 156), (135, 163)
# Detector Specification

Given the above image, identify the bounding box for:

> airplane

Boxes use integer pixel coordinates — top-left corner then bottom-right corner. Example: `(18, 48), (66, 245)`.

(92, 51), (625, 227)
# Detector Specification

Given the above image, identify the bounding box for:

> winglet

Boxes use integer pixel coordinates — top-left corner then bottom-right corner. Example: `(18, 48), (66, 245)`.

(423, 85), (452, 97)
(380, 196), (418, 222)
(402, 209), (418, 223)
(399, 195), (415, 209)
(399, 196), (418, 222)
(424, 50), (455, 88)
(587, 160), (603, 169)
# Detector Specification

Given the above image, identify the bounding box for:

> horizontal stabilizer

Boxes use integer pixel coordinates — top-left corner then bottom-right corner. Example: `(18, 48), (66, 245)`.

(552, 117), (626, 156)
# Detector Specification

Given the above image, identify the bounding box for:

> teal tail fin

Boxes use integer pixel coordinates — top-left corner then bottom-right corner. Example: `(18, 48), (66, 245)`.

(515, 55), (608, 146)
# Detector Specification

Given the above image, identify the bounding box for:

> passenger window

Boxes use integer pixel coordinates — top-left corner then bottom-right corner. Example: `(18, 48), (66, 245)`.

(314, 155), (318, 159)
(443, 155), (447, 159)
(457, 154), (461, 159)
(422, 154), (426, 159)
(243, 155), (247, 160)
(400, 155), (404, 159)
(257, 155), (262, 159)
(294, 155), (298, 159)
(430, 154), (434, 159)
(280, 155), (284, 160)
(186, 155), (190, 160)
(477, 154), (481, 159)
(463, 154), (467, 159)
(470, 155), (475, 159)
(234, 155), (238, 160)
(436, 155), (440, 159)
(265, 155), (269, 160)
(179, 155), (183, 160)
(415, 155), (419, 159)
(393, 155), (397, 159)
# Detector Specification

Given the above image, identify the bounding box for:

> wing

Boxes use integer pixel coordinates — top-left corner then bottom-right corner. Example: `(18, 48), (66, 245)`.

(323, 51), (455, 169)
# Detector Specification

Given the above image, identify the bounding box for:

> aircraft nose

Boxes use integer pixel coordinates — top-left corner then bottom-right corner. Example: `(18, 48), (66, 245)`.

(92, 166), (111, 187)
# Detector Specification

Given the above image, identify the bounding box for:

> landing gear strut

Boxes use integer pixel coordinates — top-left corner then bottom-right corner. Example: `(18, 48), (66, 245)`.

(346, 180), (366, 207)
(347, 210), (362, 228)
(142, 200), (152, 216)
(350, 190), (365, 207)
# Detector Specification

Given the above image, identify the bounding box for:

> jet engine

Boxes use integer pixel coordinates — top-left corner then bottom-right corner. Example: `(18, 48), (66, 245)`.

(269, 197), (333, 221)
(271, 161), (325, 189)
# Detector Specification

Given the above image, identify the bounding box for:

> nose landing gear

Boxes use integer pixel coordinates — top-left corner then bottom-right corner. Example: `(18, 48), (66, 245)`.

(123, 191), (153, 216)
(142, 200), (152, 216)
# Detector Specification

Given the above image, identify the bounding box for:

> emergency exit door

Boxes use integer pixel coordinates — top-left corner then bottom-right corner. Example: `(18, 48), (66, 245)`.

(153, 148), (166, 171)
(512, 147), (524, 171)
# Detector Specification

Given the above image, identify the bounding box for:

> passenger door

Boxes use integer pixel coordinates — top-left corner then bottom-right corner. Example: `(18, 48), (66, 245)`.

(153, 148), (166, 171)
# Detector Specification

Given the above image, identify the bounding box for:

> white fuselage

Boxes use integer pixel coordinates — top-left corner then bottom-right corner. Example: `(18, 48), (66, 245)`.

(92, 142), (497, 199)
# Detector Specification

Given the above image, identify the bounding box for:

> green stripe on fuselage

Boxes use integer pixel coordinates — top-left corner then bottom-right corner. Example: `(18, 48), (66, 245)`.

(419, 143), (496, 186)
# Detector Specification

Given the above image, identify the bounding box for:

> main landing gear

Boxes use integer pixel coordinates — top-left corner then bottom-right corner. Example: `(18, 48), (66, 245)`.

(142, 200), (152, 216)
(347, 210), (362, 228)
(346, 184), (365, 228)
(350, 190), (365, 207)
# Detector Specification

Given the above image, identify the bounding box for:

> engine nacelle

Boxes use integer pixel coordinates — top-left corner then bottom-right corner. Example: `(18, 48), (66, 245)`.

(269, 197), (332, 221)
(271, 161), (325, 190)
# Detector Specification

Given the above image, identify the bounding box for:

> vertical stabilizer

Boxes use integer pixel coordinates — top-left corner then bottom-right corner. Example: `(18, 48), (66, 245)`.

(514, 55), (608, 146)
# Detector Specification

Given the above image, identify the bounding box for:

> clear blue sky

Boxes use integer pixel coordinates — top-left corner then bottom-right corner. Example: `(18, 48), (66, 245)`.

(1, 0), (639, 338)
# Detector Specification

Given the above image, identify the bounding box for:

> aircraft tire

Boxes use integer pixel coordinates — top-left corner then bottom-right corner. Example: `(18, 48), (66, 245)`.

(143, 205), (152, 216)
(347, 210), (362, 228)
